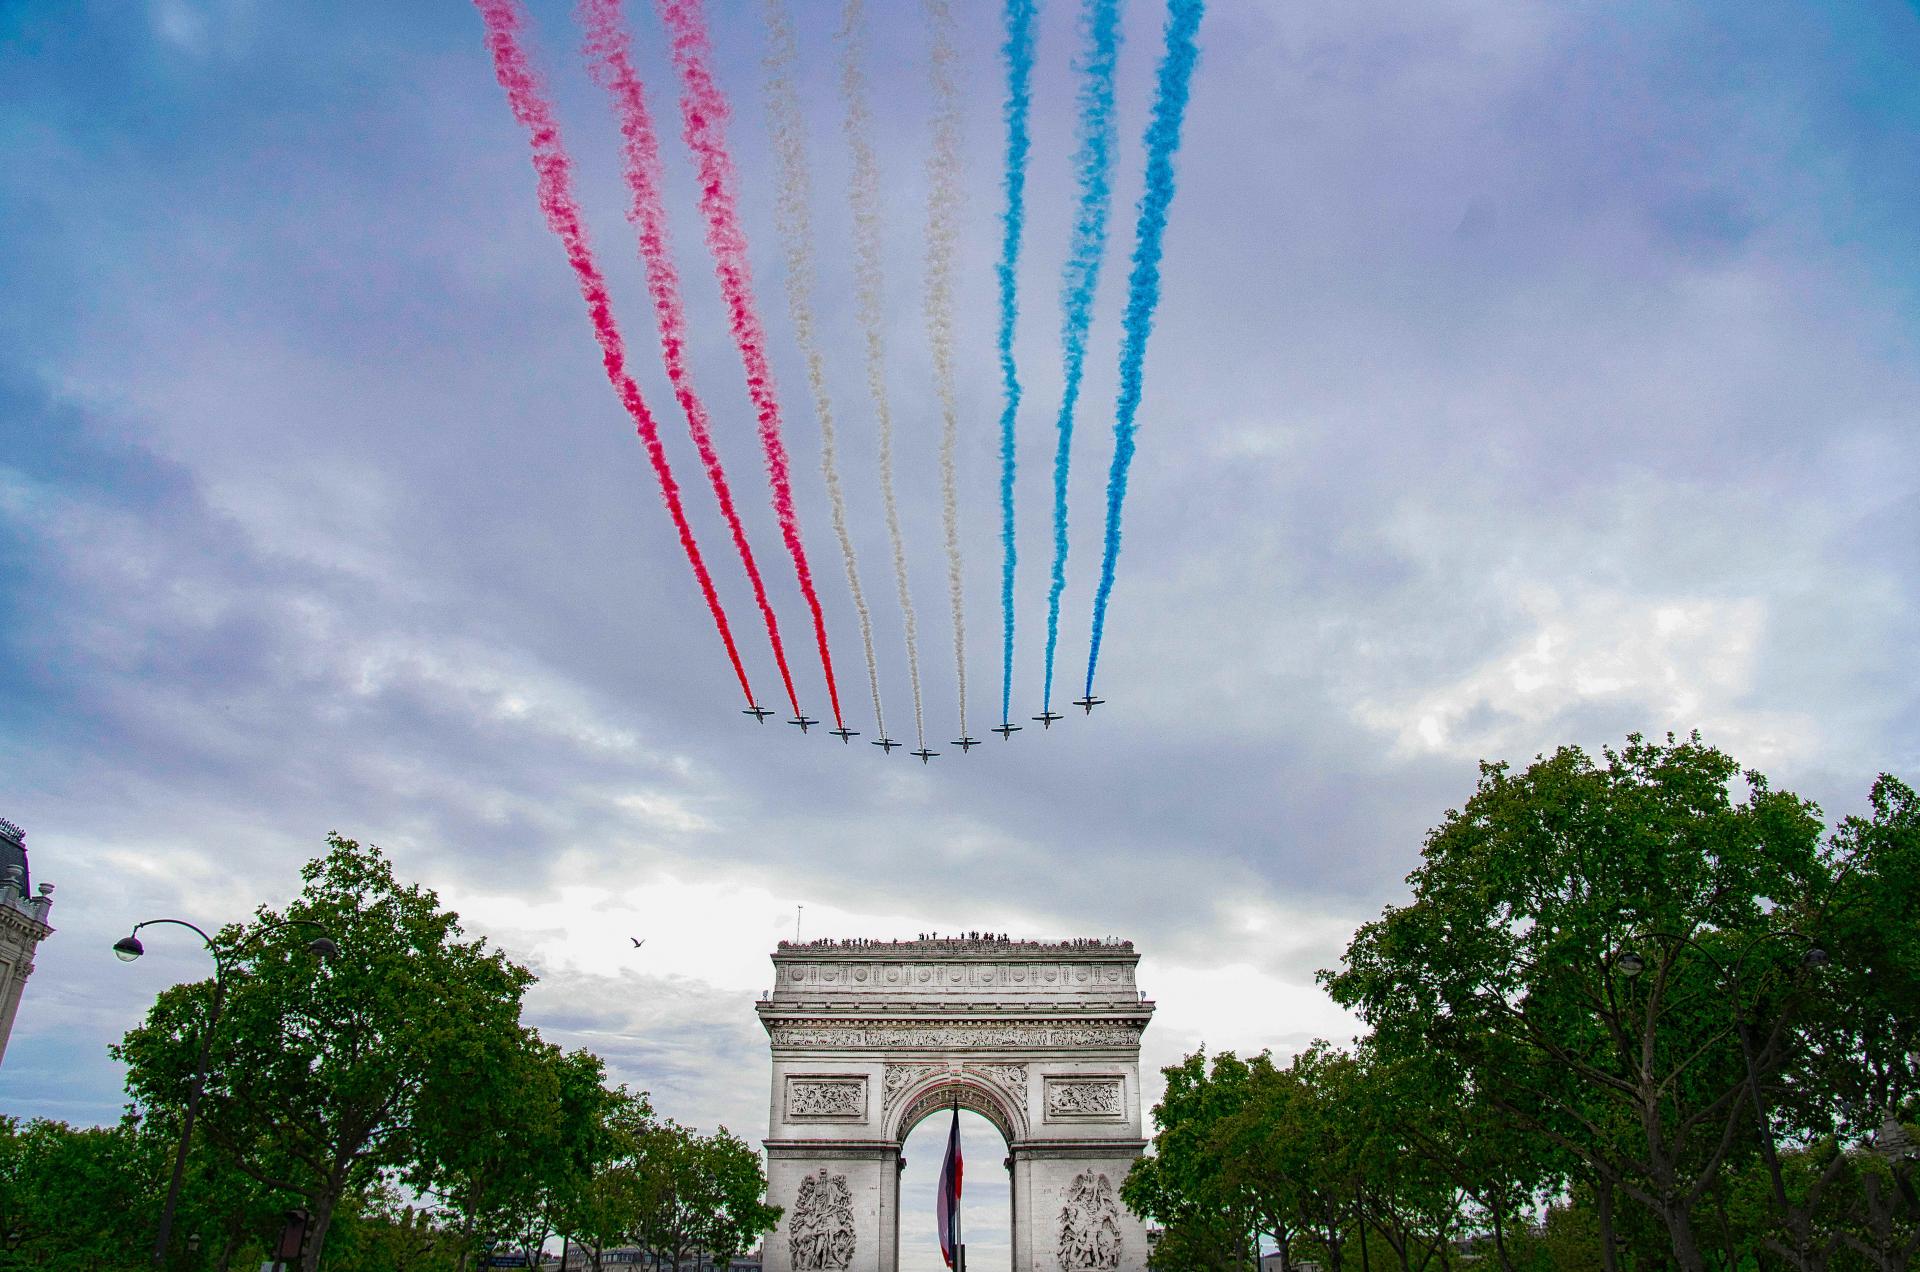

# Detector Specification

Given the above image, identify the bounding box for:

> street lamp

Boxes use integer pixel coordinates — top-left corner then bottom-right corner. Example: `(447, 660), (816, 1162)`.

(112, 916), (337, 1266)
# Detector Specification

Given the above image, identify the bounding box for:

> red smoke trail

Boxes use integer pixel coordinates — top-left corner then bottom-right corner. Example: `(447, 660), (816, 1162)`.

(473, 0), (756, 706)
(655, 0), (845, 730)
(582, 0), (801, 720)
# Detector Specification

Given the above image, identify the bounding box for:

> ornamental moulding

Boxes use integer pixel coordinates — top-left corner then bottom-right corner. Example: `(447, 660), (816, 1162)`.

(771, 1020), (1144, 1050)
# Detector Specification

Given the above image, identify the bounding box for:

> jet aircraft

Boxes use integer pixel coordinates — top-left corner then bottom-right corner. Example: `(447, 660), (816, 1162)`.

(1072, 695), (1105, 715)
(743, 704), (774, 722)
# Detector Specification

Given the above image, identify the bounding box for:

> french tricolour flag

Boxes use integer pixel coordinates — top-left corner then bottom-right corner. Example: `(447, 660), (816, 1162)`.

(937, 1106), (964, 1268)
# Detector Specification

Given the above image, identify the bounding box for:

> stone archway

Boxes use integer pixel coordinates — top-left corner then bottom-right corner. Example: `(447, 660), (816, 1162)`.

(757, 936), (1154, 1272)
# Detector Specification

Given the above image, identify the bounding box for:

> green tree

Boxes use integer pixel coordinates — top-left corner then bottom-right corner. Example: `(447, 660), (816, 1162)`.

(415, 1036), (608, 1271)
(630, 1122), (779, 1270)
(1325, 733), (1832, 1272)
(115, 834), (536, 1271)
(0, 1115), (162, 1270)
(556, 1086), (654, 1271)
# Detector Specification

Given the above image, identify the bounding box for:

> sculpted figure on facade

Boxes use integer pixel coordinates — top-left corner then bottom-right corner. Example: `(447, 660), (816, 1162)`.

(883, 1062), (939, 1106)
(975, 1063), (1029, 1106)
(788, 1169), (856, 1270)
(1057, 1171), (1123, 1270)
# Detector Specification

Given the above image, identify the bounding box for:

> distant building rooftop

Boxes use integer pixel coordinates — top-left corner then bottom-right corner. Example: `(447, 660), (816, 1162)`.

(0, 819), (25, 896)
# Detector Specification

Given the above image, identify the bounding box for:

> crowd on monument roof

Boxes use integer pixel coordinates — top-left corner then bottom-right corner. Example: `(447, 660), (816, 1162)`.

(779, 933), (1132, 950)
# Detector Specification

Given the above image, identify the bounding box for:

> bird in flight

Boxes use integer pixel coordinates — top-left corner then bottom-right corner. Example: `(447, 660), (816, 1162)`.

(630, 937), (646, 949)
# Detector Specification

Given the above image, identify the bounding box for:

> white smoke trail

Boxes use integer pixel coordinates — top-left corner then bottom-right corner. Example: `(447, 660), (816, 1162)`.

(839, 0), (926, 749)
(762, 0), (887, 741)
(922, 0), (968, 742)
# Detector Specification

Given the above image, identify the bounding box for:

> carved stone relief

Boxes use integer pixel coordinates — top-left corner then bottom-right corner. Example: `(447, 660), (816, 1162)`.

(772, 1020), (1142, 1050)
(785, 1076), (868, 1121)
(883, 1063), (941, 1107)
(1057, 1170), (1122, 1270)
(972, 1063), (1028, 1108)
(788, 1169), (856, 1270)
(1044, 1077), (1124, 1121)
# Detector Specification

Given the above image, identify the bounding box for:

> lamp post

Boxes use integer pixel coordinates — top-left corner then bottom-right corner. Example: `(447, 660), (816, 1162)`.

(113, 917), (337, 1266)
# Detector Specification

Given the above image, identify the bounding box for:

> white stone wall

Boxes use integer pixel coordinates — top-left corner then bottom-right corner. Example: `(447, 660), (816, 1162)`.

(758, 940), (1153, 1272)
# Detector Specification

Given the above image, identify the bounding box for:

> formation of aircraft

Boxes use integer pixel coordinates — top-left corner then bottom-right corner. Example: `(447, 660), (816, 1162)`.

(743, 703), (1113, 753)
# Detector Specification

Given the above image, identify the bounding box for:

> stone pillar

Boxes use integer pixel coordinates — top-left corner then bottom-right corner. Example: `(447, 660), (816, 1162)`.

(1015, 1144), (1153, 1272)
(762, 1061), (898, 1272)
(764, 1142), (898, 1272)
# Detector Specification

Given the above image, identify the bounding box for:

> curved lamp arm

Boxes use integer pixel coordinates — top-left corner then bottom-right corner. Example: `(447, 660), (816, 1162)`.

(113, 917), (336, 970)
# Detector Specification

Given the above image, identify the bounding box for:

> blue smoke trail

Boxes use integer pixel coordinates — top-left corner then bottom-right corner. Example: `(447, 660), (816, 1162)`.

(1040, 0), (1121, 715)
(1085, 0), (1203, 698)
(996, 0), (1037, 729)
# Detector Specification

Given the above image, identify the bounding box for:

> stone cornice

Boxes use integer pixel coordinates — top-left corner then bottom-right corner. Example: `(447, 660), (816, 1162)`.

(0, 904), (51, 942)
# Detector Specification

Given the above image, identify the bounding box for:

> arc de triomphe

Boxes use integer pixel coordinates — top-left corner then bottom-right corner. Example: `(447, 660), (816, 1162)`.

(756, 935), (1155, 1272)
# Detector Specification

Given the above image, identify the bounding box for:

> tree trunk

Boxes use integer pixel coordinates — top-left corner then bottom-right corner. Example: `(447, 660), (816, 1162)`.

(301, 1187), (340, 1272)
(1597, 1178), (1618, 1272)
(1661, 1195), (1708, 1272)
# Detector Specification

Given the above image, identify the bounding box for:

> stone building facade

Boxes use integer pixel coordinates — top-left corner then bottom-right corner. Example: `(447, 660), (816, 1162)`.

(757, 935), (1154, 1272)
(0, 818), (55, 1069)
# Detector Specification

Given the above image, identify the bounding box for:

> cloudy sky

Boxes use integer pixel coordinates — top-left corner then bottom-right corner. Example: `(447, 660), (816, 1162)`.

(3, 0), (1917, 1265)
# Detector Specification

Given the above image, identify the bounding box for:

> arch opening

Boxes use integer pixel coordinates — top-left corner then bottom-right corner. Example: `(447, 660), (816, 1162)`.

(899, 1106), (1010, 1272)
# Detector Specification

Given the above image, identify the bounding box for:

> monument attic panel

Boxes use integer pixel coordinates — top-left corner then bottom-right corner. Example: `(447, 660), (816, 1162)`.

(767, 936), (1144, 1008)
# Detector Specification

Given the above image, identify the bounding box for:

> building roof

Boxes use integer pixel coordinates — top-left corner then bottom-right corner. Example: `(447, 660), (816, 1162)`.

(0, 819), (25, 895)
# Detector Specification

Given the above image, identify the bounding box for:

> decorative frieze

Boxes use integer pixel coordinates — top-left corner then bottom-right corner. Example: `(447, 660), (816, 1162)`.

(784, 1076), (868, 1122)
(771, 1020), (1143, 1051)
(1044, 1076), (1125, 1122)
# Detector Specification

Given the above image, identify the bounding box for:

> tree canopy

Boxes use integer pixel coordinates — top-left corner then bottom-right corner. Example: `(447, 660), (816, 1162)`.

(11, 833), (783, 1272)
(1129, 735), (1918, 1271)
